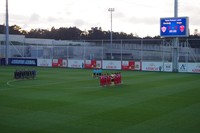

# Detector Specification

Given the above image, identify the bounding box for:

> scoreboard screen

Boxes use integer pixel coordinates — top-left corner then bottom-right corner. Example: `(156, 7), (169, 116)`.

(160, 17), (189, 37)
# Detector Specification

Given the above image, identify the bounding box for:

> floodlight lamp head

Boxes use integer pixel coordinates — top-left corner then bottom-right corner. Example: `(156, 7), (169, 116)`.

(108, 8), (115, 12)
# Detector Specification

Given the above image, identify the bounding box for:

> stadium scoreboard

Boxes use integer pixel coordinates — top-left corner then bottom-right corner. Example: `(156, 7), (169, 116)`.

(160, 17), (189, 37)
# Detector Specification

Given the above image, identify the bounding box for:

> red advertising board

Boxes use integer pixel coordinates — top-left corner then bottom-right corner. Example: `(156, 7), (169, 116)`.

(52, 59), (67, 67)
(122, 61), (135, 70)
(84, 60), (96, 69)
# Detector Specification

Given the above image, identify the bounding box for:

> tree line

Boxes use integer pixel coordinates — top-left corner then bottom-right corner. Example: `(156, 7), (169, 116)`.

(0, 24), (142, 40)
(0, 24), (200, 48)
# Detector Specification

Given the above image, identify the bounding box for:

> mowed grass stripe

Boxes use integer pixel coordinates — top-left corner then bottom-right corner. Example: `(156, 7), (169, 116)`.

(0, 66), (200, 133)
(116, 102), (200, 133)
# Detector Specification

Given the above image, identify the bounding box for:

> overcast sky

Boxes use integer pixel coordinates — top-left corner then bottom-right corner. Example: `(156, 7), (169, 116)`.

(0, 0), (200, 37)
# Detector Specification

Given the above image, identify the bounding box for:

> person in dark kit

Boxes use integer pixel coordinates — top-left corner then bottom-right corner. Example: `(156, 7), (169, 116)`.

(32, 69), (36, 79)
(14, 69), (37, 80)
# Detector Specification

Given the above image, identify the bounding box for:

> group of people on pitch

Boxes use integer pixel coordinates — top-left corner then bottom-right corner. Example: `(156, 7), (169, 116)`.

(100, 73), (122, 87)
(14, 69), (36, 79)
(93, 68), (103, 78)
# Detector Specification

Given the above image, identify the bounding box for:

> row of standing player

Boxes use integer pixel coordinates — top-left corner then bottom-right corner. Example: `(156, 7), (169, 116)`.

(93, 68), (103, 78)
(14, 69), (36, 79)
(100, 73), (122, 87)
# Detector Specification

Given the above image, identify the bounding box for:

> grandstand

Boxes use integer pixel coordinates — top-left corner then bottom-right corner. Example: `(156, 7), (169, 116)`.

(0, 34), (200, 62)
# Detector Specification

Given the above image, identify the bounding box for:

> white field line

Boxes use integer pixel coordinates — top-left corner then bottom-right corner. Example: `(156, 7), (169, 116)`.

(2, 76), (127, 91)
(5, 80), (68, 89)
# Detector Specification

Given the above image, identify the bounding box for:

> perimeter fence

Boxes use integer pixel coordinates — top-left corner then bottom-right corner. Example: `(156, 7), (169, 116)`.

(0, 34), (200, 63)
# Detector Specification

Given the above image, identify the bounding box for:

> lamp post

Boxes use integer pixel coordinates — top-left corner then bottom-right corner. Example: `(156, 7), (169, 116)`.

(108, 8), (114, 59)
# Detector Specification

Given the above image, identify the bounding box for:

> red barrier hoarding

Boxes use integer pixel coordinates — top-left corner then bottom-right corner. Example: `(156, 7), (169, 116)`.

(52, 59), (67, 67)
(122, 61), (135, 70)
(84, 60), (96, 69)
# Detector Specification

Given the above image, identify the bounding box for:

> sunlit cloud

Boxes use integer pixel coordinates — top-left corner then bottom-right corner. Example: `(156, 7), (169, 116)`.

(0, 0), (199, 37)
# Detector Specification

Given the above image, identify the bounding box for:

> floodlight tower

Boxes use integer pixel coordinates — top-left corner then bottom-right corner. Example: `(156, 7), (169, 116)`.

(173, 0), (179, 72)
(5, 0), (9, 65)
(174, 0), (178, 17)
(108, 8), (114, 59)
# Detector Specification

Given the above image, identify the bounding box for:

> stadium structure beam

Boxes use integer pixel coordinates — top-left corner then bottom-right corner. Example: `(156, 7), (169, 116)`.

(5, 0), (9, 65)
(174, 0), (178, 17)
(172, 0), (179, 72)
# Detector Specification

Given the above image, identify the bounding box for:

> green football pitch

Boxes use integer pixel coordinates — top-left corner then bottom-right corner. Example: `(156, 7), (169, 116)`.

(0, 66), (200, 133)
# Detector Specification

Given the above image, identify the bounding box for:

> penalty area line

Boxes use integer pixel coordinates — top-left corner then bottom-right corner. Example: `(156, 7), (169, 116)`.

(7, 80), (17, 87)
(6, 79), (69, 88)
(0, 80), (17, 91)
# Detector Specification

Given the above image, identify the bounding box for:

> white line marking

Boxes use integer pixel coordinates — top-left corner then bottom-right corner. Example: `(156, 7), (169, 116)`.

(3, 78), (126, 90)
(6, 79), (68, 88)
(7, 80), (16, 87)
